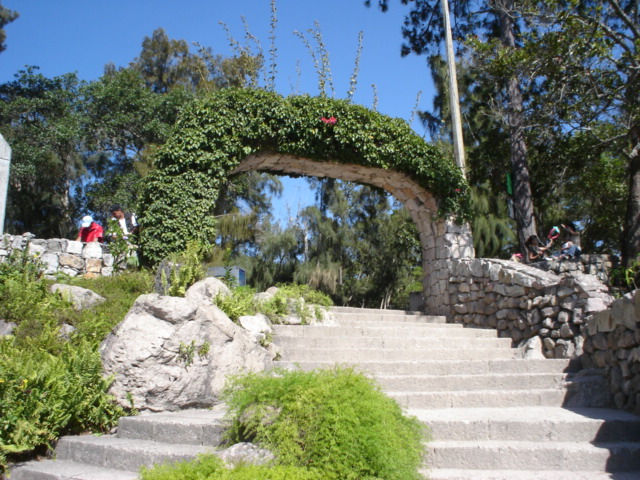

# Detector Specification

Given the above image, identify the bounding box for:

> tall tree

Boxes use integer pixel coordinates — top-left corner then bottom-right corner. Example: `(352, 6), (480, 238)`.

(130, 27), (208, 94)
(366, 0), (538, 253)
(292, 179), (420, 308)
(0, 1), (18, 54)
(130, 27), (263, 94)
(510, 0), (639, 261)
(0, 68), (86, 237)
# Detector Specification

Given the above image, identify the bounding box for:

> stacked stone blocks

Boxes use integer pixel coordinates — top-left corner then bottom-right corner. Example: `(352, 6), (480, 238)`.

(583, 291), (640, 414)
(1, 234), (114, 277)
(448, 258), (613, 359)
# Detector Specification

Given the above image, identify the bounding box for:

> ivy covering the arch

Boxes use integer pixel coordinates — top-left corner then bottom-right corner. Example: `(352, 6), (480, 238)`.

(138, 88), (470, 263)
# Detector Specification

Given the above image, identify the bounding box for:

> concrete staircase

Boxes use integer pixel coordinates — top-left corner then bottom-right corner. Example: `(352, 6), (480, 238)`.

(274, 306), (640, 479)
(9, 407), (228, 480)
(10, 306), (640, 479)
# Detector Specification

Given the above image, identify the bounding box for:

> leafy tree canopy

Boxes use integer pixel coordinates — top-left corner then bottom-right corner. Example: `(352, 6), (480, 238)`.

(0, 1), (18, 54)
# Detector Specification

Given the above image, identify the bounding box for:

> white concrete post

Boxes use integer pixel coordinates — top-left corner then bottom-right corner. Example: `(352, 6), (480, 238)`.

(441, 0), (466, 178)
(0, 133), (11, 235)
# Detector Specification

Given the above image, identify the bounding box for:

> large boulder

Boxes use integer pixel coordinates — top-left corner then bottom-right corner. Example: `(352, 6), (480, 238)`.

(100, 292), (273, 412)
(185, 276), (231, 304)
(50, 284), (106, 310)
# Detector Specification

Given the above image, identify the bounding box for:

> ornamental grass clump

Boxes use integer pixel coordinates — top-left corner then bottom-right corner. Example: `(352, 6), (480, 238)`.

(222, 366), (427, 480)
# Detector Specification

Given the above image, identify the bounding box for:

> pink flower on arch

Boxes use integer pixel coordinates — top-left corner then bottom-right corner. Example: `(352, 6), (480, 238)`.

(321, 116), (337, 125)
(454, 188), (461, 193)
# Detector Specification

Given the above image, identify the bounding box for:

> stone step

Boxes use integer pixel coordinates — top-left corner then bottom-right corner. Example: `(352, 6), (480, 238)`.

(278, 346), (520, 362)
(273, 334), (513, 349)
(335, 318), (448, 327)
(423, 468), (640, 480)
(377, 373), (568, 392)
(54, 434), (215, 472)
(330, 306), (445, 324)
(116, 406), (227, 445)
(410, 407), (640, 443)
(389, 388), (569, 409)
(425, 440), (640, 472)
(273, 324), (501, 338)
(276, 359), (578, 376)
(9, 460), (139, 480)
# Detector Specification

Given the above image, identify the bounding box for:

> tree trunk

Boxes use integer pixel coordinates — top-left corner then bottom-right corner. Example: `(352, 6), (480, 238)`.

(495, 0), (537, 254)
(621, 47), (640, 264)
(622, 132), (640, 264)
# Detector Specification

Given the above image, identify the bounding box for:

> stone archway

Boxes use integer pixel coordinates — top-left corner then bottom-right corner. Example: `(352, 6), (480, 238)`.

(138, 88), (474, 316)
(233, 153), (474, 315)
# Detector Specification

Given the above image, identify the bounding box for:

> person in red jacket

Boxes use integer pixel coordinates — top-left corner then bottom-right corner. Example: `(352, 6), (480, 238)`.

(76, 215), (104, 243)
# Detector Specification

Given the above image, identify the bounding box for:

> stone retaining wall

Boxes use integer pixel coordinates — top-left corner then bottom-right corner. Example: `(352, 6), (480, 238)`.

(528, 254), (618, 284)
(1, 234), (114, 277)
(582, 291), (640, 414)
(448, 258), (614, 358)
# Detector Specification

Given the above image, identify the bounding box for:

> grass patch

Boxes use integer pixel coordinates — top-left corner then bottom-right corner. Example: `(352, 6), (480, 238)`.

(64, 270), (154, 342)
(140, 454), (323, 480)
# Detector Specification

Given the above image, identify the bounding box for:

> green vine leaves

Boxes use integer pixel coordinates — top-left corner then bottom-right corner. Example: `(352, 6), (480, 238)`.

(138, 88), (470, 264)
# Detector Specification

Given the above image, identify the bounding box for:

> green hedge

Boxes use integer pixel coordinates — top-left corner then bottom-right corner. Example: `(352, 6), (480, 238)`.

(139, 88), (471, 263)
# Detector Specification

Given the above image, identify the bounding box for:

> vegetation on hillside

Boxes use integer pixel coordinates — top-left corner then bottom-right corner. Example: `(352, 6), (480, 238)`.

(0, 248), (153, 471)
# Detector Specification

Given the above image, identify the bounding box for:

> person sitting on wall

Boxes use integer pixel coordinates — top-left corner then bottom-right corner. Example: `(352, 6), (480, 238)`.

(555, 222), (582, 260)
(76, 215), (104, 243)
(525, 234), (553, 262)
(107, 204), (139, 242)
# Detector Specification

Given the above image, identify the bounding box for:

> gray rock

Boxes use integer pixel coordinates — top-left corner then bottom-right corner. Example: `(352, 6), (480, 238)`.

(51, 284), (106, 310)
(520, 336), (546, 359)
(239, 313), (273, 335)
(66, 240), (83, 255)
(82, 242), (103, 259)
(185, 277), (231, 305)
(100, 293), (273, 412)
(265, 286), (279, 295)
(219, 442), (275, 467)
(0, 320), (16, 336)
(253, 291), (275, 303)
(40, 252), (59, 274)
(58, 254), (84, 270)
(59, 323), (76, 340)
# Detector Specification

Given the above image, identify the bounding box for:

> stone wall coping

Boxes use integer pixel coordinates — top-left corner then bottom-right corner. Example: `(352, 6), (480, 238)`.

(587, 289), (640, 335)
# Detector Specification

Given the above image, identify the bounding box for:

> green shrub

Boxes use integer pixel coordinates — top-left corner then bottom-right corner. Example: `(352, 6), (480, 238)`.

(260, 285), (333, 324)
(213, 284), (333, 325)
(0, 250), (149, 471)
(140, 454), (225, 480)
(140, 454), (323, 480)
(166, 241), (208, 297)
(222, 367), (427, 480)
(274, 283), (332, 307)
(610, 254), (640, 294)
(214, 286), (257, 323)
(0, 338), (125, 469)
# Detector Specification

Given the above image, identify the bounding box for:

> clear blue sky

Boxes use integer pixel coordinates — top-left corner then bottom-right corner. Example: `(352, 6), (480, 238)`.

(1, 0), (439, 223)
